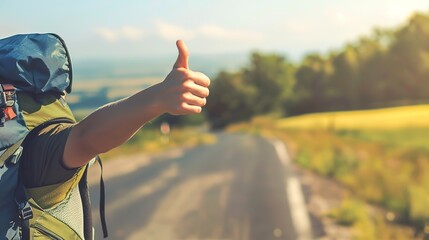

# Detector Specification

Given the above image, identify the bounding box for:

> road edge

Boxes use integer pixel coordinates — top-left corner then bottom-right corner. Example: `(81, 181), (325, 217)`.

(270, 139), (313, 240)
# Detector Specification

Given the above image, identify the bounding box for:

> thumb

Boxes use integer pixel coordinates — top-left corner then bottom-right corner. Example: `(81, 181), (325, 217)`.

(173, 40), (189, 69)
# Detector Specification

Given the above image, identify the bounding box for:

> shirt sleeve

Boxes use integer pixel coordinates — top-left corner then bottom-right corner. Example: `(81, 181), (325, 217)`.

(21, 122), (79, 188)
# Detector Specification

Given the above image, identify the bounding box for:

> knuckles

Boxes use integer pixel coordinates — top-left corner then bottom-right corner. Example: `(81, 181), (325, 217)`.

(177, 68), (191, 80)
(179, 93), (187, 102)
(167, 68), (209, 115)
(178, 69), (211, 88)
(195, 71), (211, 87)
(182, 80), (193, 91)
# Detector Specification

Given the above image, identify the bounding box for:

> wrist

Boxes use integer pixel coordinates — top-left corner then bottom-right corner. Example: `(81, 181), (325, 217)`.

(143, 83), (168, 116)
(128, 83), (167, 122)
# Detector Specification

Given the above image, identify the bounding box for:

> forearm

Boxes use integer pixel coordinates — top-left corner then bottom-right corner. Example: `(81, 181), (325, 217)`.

(74, 83), (165, 155)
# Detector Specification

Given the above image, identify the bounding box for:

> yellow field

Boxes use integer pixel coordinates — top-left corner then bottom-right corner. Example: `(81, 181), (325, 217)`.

(277, 105), (429, 130)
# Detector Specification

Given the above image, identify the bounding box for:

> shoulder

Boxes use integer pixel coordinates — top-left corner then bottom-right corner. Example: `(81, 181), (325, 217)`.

(24, 121), (76, 152)
(21, 122), (79, 188)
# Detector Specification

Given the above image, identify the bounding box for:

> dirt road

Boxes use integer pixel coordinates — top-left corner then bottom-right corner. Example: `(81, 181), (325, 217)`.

(88, 133), (317, 240)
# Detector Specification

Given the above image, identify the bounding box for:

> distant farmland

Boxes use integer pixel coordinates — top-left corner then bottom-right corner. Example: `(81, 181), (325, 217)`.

(67, 77), (163, 117)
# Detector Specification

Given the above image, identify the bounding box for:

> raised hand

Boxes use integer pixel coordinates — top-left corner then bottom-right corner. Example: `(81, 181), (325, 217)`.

(160, 40), (210, 115)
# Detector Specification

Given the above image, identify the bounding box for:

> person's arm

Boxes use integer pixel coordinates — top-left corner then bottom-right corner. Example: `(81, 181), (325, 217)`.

(63, 40), (210, 169)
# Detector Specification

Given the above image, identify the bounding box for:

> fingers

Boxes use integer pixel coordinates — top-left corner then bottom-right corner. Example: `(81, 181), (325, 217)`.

(191, 72), (210, 87)
(181, 103), (202, 114)
(173, 40), (189, 69)
(168, 82), (207, 115)
(172, 69), (210, 97)
(178, 70), (210, 87)
(181, 92), (207, 107)
(183, 80), (209, 98)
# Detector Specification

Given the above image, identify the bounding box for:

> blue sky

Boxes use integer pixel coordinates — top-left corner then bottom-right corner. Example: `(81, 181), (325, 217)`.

(0, 0), (428, 61)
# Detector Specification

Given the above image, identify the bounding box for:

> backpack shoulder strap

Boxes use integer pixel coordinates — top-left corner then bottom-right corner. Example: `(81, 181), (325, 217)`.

(15, 117), (76, 240)
(0, 138), (25, 167)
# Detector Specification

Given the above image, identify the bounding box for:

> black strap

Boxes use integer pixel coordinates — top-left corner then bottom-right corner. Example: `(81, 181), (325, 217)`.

(15, 170), (33, 240)
(97, 156), (109, 238)
(79, 165), (93, 240)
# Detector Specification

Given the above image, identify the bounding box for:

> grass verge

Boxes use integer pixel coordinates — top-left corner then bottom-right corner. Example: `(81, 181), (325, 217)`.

(228, 112), (429, 239)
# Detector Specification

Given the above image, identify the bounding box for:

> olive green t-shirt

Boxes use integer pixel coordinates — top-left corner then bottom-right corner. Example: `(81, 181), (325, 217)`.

(20, 123), (79, 188)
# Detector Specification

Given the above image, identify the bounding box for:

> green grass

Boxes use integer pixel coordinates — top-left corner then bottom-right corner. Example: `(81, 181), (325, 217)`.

(328, 198), (368, 226)
(335, 128), (429, 150)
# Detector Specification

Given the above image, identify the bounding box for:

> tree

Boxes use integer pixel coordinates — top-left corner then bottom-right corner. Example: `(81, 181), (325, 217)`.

(385, 13), (429, 102)
(292, 54), (332, 114)
(205, 71), (256, 129)
(242, 52), (296, 115)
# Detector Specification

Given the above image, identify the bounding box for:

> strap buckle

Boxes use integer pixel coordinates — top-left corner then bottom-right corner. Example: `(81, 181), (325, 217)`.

(0, 84), (15, 107)
(0, 84), (16, 127)
(10, 146), (23, 164)
(18, 202), (33, 221)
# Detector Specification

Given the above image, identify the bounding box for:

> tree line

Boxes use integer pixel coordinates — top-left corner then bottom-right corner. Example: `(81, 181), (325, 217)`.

(205, 12), (429, 129)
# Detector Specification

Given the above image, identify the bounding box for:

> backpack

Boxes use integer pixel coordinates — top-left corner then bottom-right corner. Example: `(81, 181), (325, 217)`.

(0, 33), (107, 240)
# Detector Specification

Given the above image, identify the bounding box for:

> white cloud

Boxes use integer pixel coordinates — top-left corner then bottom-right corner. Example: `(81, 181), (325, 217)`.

(121, 26), (144, 41)
(96, 27), (118, 42)
(284, 20), (311, 34)
(153, 21), (262, 42)
(155, 20), (194, 41)
(95, 26), (144, 42)
(333, 12), (347, 25)
(198, 24), (262, 41)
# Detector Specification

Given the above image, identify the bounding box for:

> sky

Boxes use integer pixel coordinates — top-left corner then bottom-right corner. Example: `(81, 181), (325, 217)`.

(0, 0), (428, 61)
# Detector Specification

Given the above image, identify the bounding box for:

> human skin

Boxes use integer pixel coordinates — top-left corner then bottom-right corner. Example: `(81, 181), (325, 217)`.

(63, 40), (210, 169)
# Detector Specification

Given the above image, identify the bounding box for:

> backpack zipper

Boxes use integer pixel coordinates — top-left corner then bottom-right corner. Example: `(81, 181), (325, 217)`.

(33, 224), (63, 240)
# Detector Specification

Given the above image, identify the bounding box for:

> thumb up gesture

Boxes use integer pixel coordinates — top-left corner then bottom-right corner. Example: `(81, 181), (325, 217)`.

(160, 40), (210, 115)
